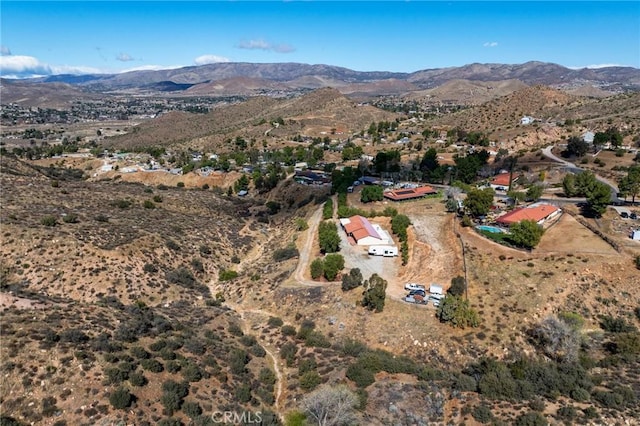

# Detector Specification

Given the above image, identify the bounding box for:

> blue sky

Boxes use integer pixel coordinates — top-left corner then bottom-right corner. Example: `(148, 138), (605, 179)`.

(1, 1), (638, 78)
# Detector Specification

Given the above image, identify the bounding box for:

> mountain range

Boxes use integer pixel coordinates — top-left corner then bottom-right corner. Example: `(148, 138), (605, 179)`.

(8, 61), (639, 99)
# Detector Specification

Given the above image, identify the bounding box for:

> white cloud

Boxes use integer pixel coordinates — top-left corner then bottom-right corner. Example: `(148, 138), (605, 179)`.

(0, 54), (106, 77)
(193, 54), (230, 65)
(0, 55), (52, 76)
(483, 42), (498, 48)
(116, 52), (135, 62)
(0, 45), (11, 56)
(237, 39), (295, 53)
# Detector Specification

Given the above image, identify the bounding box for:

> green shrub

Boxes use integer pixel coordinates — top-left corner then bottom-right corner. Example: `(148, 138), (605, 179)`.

(600, 315), (637, 333)
(285, 411), (307, 426)
(160, 380), (189, 415)
(157, 184), (168, 190)
(143, 200), (155, 209)
(304, 331), (331, 348)
(143, 263), (158, 274)
(165, 267), (196, 287)
(267, 317), (284, 328)
(181, 363), (203, 382)
(514, 411), (548, 426)
(557, 405), (577, 422)
(62, 213), (79, 223)
(199, 244), (212, 256)
(345, 362), (376, 388)
(166, 361), (181, 373)
(228, 322), (243, 336)
(176, 182), (185, 188)
(95, 214), (109, 222)
(436, 295), (479, 329)
(298, 358), (317, 375)
(299, 371), (322, 391)
(182, 400), (202, 419)
(310, 258), (324, 279)
(323, 253), (344, 281)
(295, 218), (309, 231)
(219, 269), (238, 281)
(187, 259), (203, 275)
(236, 384), (252, 403)
(41, 216), (57, 227)
(448, 276), (466, 296)
(280, 342), (297, 367)
(322, 199), (334, 220)
(229, 349), (250, 375)
(112, 199), (132, 209)
(472, 404), (493, 424)
(609, 332), (640, 355)
(570, 387), (590, 402)
(153, 195), (163, 203)
(129, 371), (148, 387)
(281, 325), (296, 336)
(273, 245), (299, 262)
(140, 358), (163, 373)
(342, 268), (363, 291)
(109, 387), (132, 409)
(165, 239), (180, 251)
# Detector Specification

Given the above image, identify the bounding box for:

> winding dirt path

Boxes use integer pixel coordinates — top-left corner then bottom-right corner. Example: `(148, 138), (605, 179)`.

(229, 305), (286, 421)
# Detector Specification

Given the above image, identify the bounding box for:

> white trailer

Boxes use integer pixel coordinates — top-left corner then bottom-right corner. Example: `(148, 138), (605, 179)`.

(429, 284), (444, 295)
(368, 245), (398, 257)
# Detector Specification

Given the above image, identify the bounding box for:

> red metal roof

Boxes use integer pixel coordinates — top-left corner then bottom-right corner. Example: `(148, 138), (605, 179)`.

(491, 173), (513, 186)
(343, 215), (382, 241)
(383, 186), (437, 201)
(496, 204), (560, 225)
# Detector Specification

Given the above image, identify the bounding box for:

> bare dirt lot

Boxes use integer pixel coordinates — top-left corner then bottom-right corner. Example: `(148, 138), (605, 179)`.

(536, 213), (619, 254)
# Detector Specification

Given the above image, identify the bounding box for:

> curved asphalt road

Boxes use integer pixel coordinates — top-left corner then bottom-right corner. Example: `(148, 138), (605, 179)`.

(541, 146), (622, 204)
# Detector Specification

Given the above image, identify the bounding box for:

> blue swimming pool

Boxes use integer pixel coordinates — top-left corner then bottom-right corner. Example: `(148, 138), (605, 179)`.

(476, 225), (504, 234)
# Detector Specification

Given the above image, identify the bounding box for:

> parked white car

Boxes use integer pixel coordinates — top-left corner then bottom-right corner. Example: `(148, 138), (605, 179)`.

(404, 283), (426, 291)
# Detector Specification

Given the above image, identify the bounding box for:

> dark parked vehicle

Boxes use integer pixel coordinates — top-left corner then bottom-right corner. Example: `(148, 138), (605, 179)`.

(621, 212), (629, 219)
(631, 212), (638, 220)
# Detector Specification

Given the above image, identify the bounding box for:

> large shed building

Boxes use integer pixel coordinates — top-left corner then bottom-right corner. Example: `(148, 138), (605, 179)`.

(339, 215), (392, 246)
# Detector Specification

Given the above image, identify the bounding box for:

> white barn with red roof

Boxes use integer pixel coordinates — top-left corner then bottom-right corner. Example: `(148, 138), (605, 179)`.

(339, 215), (392, 246)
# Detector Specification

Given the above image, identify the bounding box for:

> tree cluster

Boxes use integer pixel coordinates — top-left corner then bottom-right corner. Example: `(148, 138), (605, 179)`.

(318, 221), (340, 253)
(562, 171), (611, 216)
(361, 273), (387, 312)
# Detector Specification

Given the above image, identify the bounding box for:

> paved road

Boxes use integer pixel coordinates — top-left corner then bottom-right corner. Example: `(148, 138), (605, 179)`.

(541, 145), (622, 204)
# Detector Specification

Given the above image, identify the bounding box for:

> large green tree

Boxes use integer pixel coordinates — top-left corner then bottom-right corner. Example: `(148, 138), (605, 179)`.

(565, 136), (589, 157)
(464, 188), (495, 217)
(619, 166), (640, 203)
(526, 184), (544, 202)
(362, 274), (387, 312)
(323, 254), (345, 281)
(509, 219), (544, 249)
(360, 186), (383, 203)
(586, 181), (612, 217)
(318, 221), (340, 253)
(436, 295), (479, 329)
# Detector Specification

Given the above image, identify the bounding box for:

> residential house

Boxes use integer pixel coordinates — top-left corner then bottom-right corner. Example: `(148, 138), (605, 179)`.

(339, 215), (392, 246)
(490, 172), (518, 191)
(496, 203), (561, 227)
(384, 186), (438, 202)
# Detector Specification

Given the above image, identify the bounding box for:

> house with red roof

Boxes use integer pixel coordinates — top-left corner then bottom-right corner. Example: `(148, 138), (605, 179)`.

(383, 186), (438, 202)
(490, 172), (519, 191)
(339, 215), (392, 246)
(496, 203), (561, 227)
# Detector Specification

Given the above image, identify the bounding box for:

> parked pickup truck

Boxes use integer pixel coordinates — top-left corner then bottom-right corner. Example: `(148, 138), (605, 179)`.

(404, 294), (428, 305)
(404, 283), (426, 291)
